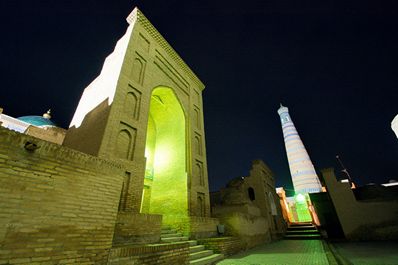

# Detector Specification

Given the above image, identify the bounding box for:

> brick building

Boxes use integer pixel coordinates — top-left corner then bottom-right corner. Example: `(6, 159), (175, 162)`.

(0, 7), (285, 264)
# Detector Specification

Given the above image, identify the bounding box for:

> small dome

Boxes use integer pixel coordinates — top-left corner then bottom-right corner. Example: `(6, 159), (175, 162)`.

(17, 115), (56, 127)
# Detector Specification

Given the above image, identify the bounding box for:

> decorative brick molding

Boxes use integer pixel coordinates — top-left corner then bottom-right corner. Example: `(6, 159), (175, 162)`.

(128, 8), (205, 90)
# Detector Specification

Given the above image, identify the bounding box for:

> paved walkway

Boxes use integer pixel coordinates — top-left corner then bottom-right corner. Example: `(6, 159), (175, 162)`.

(218, 239), (329, 265)
(332, 241), (398, 265)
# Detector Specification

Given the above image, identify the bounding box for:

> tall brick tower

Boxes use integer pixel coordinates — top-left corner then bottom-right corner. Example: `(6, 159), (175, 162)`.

(277, 104), (322, 194)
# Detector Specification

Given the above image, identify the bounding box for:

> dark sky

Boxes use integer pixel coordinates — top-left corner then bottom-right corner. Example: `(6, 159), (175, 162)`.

(1, 0), (397, 193)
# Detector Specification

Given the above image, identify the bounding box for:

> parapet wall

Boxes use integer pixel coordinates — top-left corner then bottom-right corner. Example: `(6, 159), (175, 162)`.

(0, 127), (124, 264)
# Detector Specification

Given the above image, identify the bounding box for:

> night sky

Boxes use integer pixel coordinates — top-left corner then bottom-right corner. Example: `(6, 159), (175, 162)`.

(1, 0), (397, 194)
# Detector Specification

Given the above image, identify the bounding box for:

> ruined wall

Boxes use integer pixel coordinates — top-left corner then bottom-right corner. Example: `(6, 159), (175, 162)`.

(211, 160), (286, 248)
(0, 127), (124, 264)
(244, 160), (286, 238)
(322, 168), (398, 240)
(217, 213), (271, 249)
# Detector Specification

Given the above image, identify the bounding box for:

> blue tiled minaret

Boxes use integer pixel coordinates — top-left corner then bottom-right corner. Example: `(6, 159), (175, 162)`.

(278, 104), (322, 194)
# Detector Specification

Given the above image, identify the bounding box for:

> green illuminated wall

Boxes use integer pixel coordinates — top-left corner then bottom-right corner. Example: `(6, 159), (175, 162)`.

(144, 87), (188, 219)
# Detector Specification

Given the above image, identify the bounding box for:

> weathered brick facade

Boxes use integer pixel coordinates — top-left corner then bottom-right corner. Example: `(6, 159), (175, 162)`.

(0, 127), (124, 264)
(211, 160), (286, 249)
(108, 242), (190, 265)
(63, 8), (212, 235)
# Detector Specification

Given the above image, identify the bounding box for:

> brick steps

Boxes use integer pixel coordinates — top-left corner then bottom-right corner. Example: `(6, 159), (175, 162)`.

(188, 240), (198, 246)
(288, 226), (317, 231)
(162, 232), (183, 237)
(286, 230), (321, 234)
(161, 226), (224, 264)
(284, 234), (321, 239)
(189, 250), (214, 260)
(189, 253), (224, 265)
(190, 245), (205, 253)
(161, 236), (190, 242)
(285, 223), (321, 240)
(161, 227), (188, 243)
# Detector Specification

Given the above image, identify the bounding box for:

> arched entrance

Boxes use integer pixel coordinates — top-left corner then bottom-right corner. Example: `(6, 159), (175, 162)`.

(141, 87), (187, 219)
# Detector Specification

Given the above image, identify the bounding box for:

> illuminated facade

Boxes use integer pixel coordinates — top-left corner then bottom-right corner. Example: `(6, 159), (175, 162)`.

(277, 104), (322, 194)
(63, 8), (212, 235)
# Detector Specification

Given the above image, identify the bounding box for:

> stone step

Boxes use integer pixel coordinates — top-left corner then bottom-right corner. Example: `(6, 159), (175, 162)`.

(189, 253), (224, 265)
(161, 233), (182, 238)
(188, 240), (197, 246)
(284, 234), (321, 240)
(286, 230), (319, 234)
(161, 229), (176, 234)
(161, 236), (189, 243)
(189, 250), (213, 261)
(190, 245), (205, 253)
(289, 222), (312, 226)
(287, 226), (317, 231)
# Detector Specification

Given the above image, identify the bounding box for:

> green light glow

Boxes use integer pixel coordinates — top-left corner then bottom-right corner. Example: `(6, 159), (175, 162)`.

(294, 193), (312, 222)
(295, 193), (306, 203)
(142, 87), (187, 221)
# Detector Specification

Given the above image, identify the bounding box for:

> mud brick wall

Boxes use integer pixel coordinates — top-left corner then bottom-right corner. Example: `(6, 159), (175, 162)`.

(0, 128), (124, 264)
(108, 242), (190, 265)
(197, 237), (246, 257)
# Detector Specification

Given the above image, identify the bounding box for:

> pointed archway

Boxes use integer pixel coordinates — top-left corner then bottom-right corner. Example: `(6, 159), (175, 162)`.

(141, 87), (188, 220)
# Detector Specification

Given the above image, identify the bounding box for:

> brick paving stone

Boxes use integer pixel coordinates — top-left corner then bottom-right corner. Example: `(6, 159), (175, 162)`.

(217, 239), (329, 265)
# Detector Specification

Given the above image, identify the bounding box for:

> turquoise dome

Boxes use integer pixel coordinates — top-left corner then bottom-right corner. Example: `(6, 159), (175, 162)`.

(17, 116), (56, 127)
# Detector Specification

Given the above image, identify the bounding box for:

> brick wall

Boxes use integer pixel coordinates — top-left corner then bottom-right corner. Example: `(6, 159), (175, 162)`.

(0, 128), (124, 264)
(113, 212), (162, 245)
(197, 237), (246, 257)
(189, 216), (219, 239)
(108, 242), (189, 265)
(160, 215), (219, 239)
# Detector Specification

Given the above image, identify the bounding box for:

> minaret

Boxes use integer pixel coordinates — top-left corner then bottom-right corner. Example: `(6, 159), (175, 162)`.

(277, 104), (322, 194)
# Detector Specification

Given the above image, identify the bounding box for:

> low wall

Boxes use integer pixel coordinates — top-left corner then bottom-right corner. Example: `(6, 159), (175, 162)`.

(113, 212), (162, 245)
(322, 168), (398, 240)
(0, 128), (124, 264)
(197, 237), (246, 257)
(108, 242), (190, 265)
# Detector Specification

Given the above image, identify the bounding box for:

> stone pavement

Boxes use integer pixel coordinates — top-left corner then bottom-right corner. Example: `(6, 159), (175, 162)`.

(331, 241), (398, 265)
(217, 239), (329, 265)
